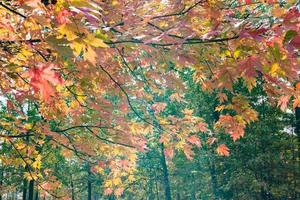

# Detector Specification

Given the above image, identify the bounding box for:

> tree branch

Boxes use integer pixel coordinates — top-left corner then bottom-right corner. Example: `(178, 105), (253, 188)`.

(0, 2), (26, 18)
(85, 127), (136, 149)
(151, 0), (205, 20)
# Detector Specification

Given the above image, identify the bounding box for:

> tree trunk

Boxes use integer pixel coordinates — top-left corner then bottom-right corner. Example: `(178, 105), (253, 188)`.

(71, 175), (75, 200)
(87, 166), (92, 200)
(160, 143), (172, 200)
(295, 107), (300, 141)
(23, 179), (28, 200)
(191, 174), (196, 200)
(28, 180), (34, 200)
(0, 169), (3, 200)
(34, 189), (39, 200)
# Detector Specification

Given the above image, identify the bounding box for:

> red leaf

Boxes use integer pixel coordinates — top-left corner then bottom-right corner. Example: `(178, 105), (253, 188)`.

(56, 9), (72, 25)
(245, 0), (252, 4)
(28, 63), (63, 102)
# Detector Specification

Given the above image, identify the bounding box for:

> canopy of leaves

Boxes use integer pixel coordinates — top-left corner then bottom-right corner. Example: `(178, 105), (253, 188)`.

(0, 0), (299, 199)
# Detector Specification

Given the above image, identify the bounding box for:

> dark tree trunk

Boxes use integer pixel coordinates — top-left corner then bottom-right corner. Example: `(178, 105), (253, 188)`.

(23, 179), (28, 200)
(295, 107), (300, 141)
(0, 169), (3, 200)
(87, 166), (92, 200)
(28, 180), (34, 200)
(71, 175), (75, 200)
(160, 143), (172, 200)
(34, 189), (38, 200)
(154, 172), (159, 200)
(191, 174), (196, 200)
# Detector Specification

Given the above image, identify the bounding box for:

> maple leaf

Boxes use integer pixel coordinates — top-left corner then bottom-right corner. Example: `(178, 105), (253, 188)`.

(164, 147), (174, 158)
(230, 126), (245, 142)
(28, 63), (63, 102)
(239, 28), (267, 41)
(278, 95), (290, 111)
(114, 187), (124, 197)
(104, 188), (113, 195)
(169, 93), (184, 102)
(151, 102), (167, 114)
(187, 135), (201, 147)
(195, 121), (207, 132)
(218, 93), (228, 103)
(183, 144), (194, 160)
(293, 96), (300, 108)
(56, 9), (72, 25)
(216, 144), (230, 156)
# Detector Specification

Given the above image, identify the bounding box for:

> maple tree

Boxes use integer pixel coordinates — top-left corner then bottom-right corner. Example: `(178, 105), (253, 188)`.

(0, 0), (300, 199)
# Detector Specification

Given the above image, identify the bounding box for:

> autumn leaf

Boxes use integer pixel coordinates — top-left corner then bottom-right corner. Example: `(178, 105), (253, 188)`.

(151, 102), (167, 114)
(278, 95), (290, 111)
(114, 187), (124, 197)
(195, 121), (207, 132)
(187, 135), (201, 147)
(104, 188), (113, 195)
(293, 96), (300, 108)
(230, 126), (245, 142)
(169, 93), (184, 102)
(28, 63), (63, 102)
(216, 144), (230, 156)
(56, 9), (72, 25)
(183, 144), (194, 160)
(84, 34), (108, 48)
(164, 147), (174, 158)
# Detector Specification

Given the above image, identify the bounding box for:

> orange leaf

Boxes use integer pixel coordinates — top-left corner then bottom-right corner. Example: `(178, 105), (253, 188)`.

(278, 95), (290, 111)
(183, 144), (194, 160)
(216, 144), (230, 156)
(187, 135), (201, 147)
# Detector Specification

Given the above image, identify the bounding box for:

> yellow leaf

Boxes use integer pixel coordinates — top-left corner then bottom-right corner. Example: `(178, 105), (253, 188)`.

(215, 105), (225, 111)
(57, 24), (78, 41)
(233, 49), (241, 58)
(269, 63), (285, 77)
(112, 177), (122, 186)
(270, 63), (279, 76)
(32, 155), (42, 169)
(224, 50), (231, 57)
(104, 180), (113, 188)
(70, 41), (85, 56)
(24, 123), (33, 130)
(84, 34), (108, 48)
(24, 172), (33, 181)
(128, 175), (135, 182)
(84, 45), (97, 65)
